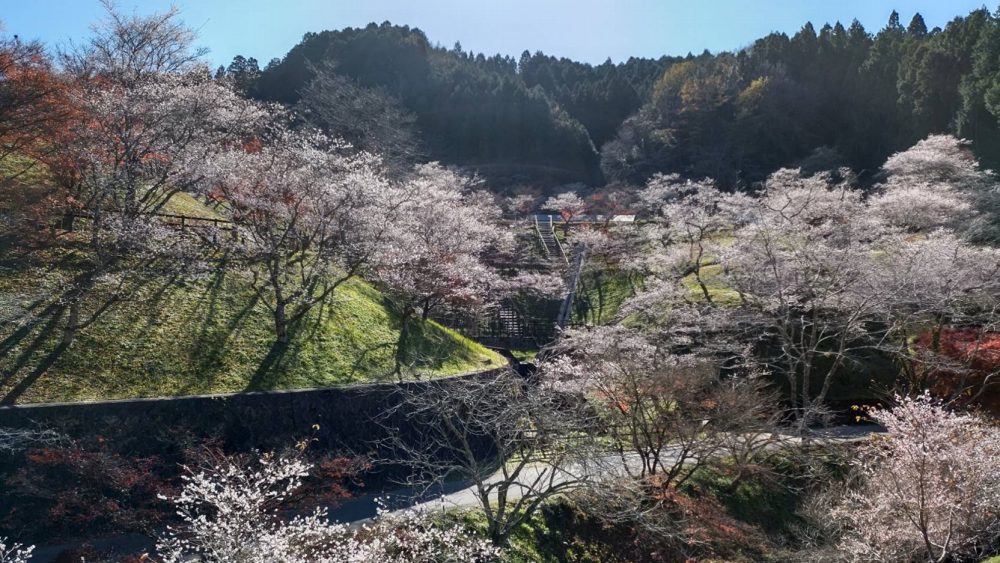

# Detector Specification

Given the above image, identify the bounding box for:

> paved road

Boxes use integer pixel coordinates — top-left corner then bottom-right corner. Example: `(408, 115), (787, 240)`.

(26, 424), (881, 561)
(375, 423), (882, 516)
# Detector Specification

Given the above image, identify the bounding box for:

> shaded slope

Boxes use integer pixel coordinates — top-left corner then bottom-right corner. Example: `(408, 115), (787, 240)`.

(0, 262), (503, 404)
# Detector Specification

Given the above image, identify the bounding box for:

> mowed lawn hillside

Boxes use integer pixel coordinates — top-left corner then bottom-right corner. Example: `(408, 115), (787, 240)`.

(0, 250), (502, 404)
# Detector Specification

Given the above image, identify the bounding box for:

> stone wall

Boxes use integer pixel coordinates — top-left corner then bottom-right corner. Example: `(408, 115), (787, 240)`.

(0, 368), (509, 457)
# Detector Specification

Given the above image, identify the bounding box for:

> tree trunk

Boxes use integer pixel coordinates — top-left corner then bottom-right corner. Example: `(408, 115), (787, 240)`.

(395, 307), (414, 381)
(61, 299), (80, 347)
(61, 271), (98, 347)
(60, 212), (75, 232)
(274, 301), (290, 344)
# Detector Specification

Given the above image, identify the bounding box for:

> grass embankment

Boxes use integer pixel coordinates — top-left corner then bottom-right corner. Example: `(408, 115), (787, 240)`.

(566, 256), (735, 327)
(454, 452), (851, 562)
(571, 269), (643, 325)
(509, 349), (538, 362)
(0, 259), (502, 404)
(680, 262), (742, 305)
(161, 191), (226, 219)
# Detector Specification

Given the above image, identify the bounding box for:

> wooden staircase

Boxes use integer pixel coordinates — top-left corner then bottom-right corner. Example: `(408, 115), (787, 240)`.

(534, 215), (567, 264)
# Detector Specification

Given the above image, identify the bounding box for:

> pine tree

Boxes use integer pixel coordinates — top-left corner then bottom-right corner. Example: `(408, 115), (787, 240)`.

(908, 13), (928, 37)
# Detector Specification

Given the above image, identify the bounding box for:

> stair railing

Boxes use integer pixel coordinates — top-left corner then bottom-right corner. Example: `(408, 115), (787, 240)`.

(533, 214), (551, 259)
(549, 215), (568, 265)
(556, 243), (586, 329)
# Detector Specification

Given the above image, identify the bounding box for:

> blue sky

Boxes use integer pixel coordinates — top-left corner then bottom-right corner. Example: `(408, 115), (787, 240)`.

(3, 0), (992, 67)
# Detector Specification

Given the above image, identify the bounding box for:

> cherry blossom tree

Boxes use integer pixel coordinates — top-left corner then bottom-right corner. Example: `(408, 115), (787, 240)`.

(542, 190), (587, 234)
(495, 270), (566, 299)
(46, 3), (269, 347)
(863, 230), (1000, 404)
(0, 538), (32, 563)
(60, 0), (207, 85)
(58, 71), (266, 234)
(867, 134), (1000, 245)
(869, 135), (985, 234)
(157, 450), (498, 562)
(716, 169), (889, 428)
(833, 394), (1000, 562)
(637, 173), (750, 304)
(626, 162), (1000, 431)
(636, 173), (715, 217)
(503, 193), (537, 217)
(374, 163), (509, 374)
(382, 370), (592, 547)
(543, 325), (779, 483)
(627, 169), (880, 429)
(205, 129), (395, 344)
(341, 507), (500, 562)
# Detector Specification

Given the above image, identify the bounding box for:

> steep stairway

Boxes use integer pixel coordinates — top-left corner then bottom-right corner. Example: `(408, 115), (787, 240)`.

(534, 215), (566, 263)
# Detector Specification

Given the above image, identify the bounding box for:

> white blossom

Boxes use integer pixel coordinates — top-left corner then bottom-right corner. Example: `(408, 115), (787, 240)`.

(203, 128), (396, 342)
(0, 538), (33, 563)
(375, 163), (509, 321)
(623, 159), (1000, 430)
(157, 452), (498, 563)
(542, 191), (587, 220)
(870, 135), (989, 233)
(834, 394), (1000, 562)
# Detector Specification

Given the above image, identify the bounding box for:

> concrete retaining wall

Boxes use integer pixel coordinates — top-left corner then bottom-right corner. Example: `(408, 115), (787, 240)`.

(0, 368), (509, 456)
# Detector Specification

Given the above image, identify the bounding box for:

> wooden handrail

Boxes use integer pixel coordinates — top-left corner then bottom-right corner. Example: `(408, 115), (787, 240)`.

(533, 215), (549, 259)
(556, 243), (586, 329)
(549, 215), (568, 265)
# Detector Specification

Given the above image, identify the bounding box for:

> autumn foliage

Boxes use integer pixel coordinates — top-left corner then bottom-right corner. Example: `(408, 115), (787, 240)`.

(913, 327), (1000, 414)
(0, 36), (78, 166)
(0, 35), (83, 244)
(1, 440), (172, 540)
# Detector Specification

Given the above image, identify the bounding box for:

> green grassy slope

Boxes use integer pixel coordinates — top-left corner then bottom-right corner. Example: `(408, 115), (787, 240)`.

(0, 262), (503, 404)
(161, 191), (226, 219)
(571, 269), (643, 325)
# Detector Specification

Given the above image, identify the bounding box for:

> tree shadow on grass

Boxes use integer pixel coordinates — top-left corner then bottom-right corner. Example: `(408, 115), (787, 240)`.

(0, 302), (64, 360)
(0, 268), (183, 403)
(349, 341), (396, 382)
(246, 303), (336, 391)
(0, 304), (66, 392)
(180, 292), (263, 396)
(189, 266), (261, 381)
(193, 267), (229, 345)
(246, 338), (292, 391)
(1, 338), (71, 405)
(0, 262), (98, 356)
(134, 272), (182, 334)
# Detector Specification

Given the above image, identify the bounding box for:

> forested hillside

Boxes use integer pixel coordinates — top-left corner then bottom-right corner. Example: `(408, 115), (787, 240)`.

(247, 25), (612, 184)
(601, 9), (1000, 187)
(218, 9), (1000, 190)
